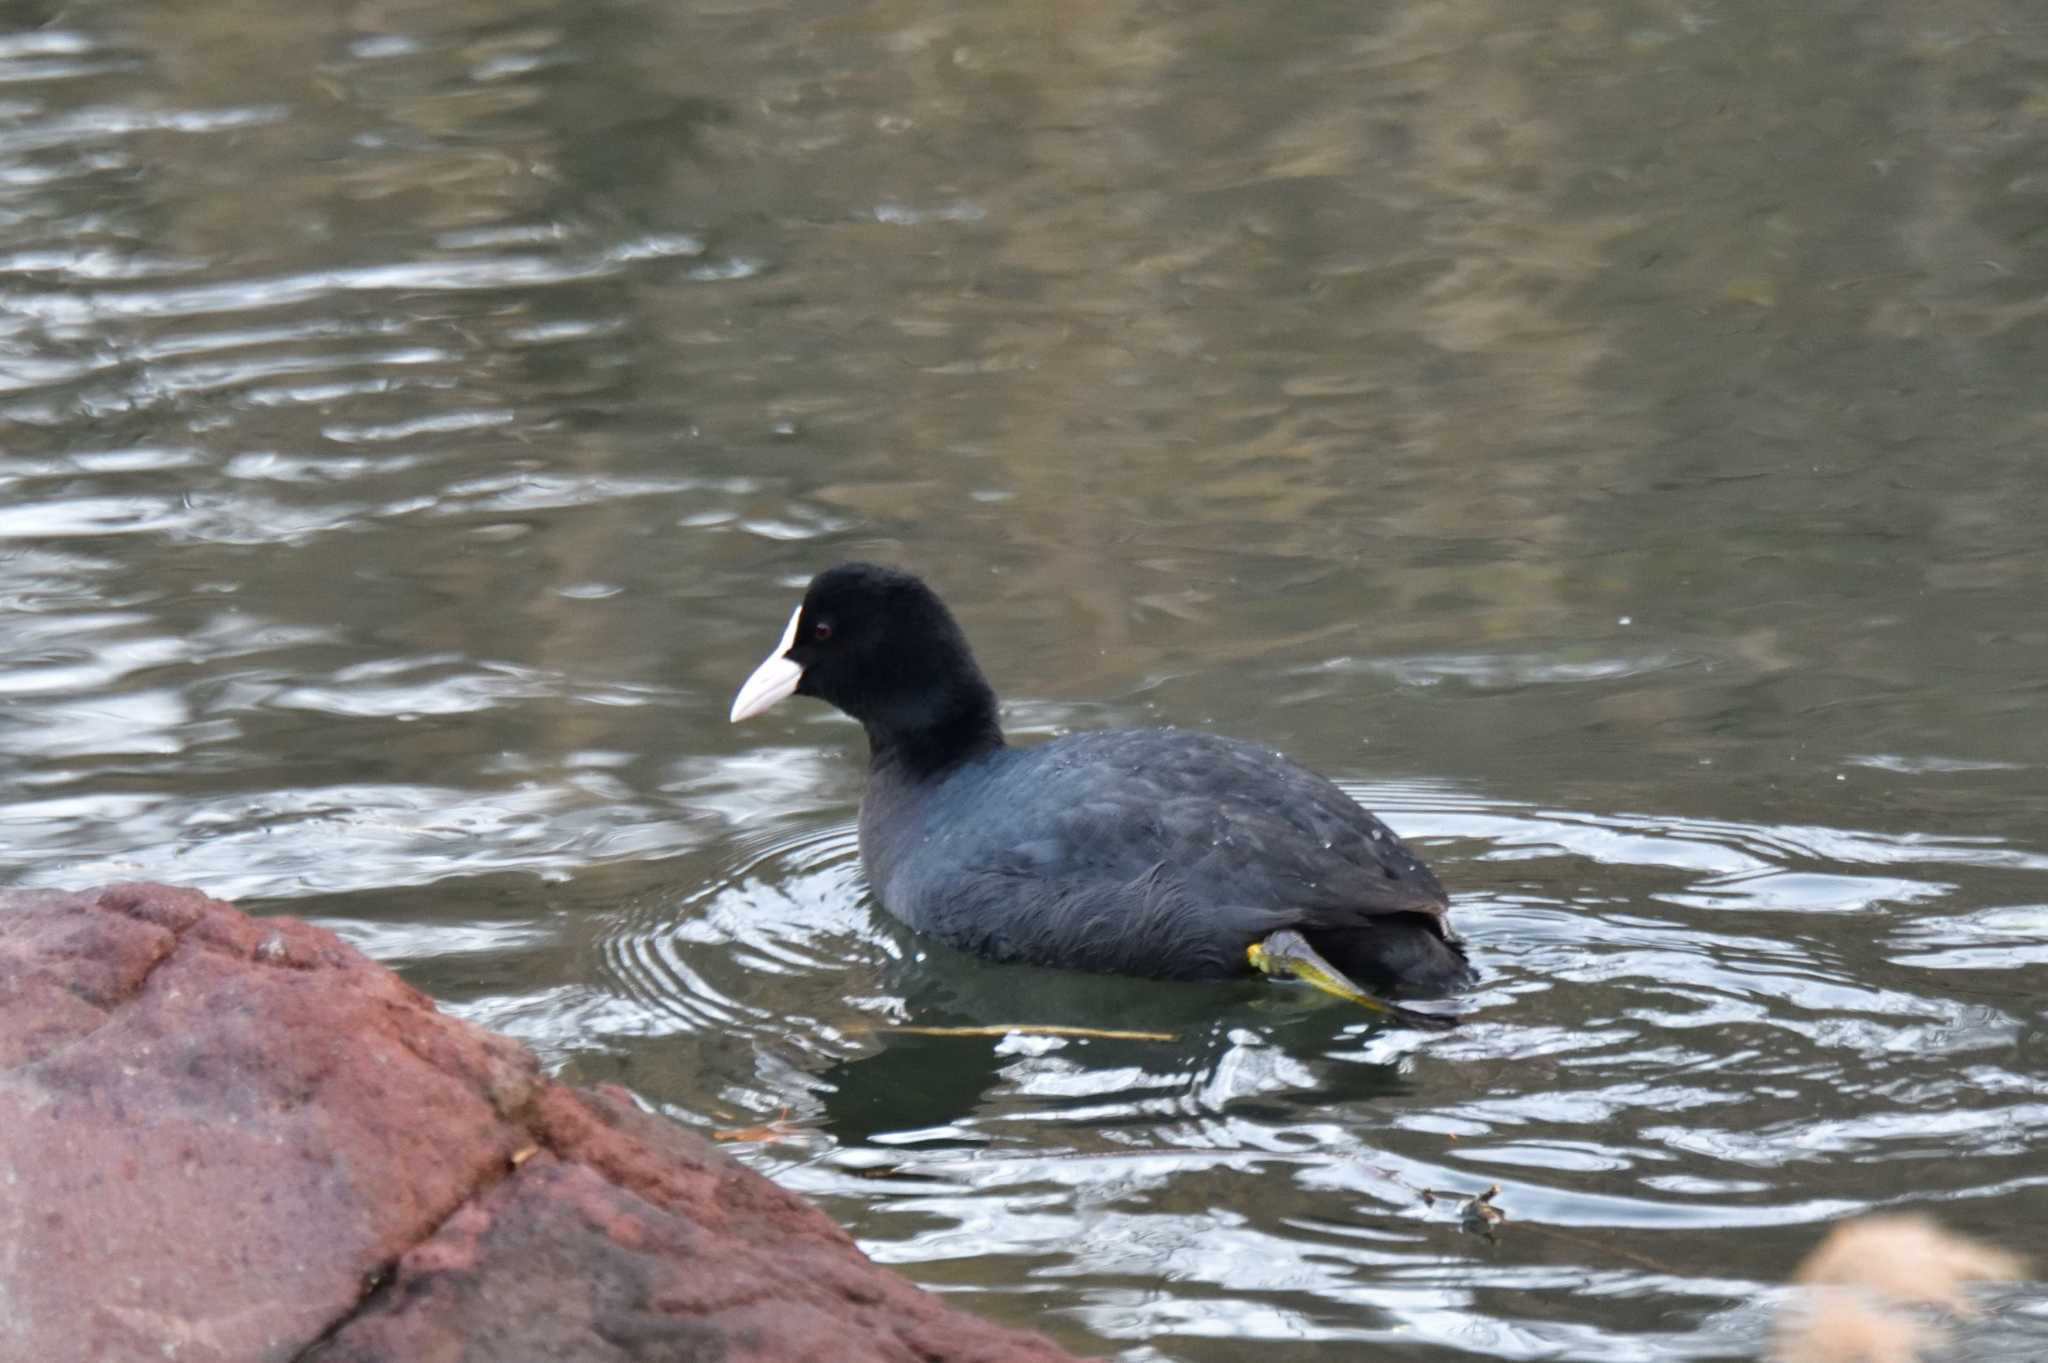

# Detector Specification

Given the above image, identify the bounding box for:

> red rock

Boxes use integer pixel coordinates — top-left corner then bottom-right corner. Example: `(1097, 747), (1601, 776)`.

(0, 883), (1082, 1363)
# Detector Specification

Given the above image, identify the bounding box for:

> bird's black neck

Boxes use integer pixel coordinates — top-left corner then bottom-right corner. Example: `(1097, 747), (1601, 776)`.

(863, 669), (1005, 779)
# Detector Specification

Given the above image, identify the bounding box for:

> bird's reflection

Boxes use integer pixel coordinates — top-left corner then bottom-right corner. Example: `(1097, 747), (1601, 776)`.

(817, 948), (1414, 1147)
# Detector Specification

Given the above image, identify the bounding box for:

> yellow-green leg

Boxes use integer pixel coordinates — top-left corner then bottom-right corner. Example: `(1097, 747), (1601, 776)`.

(1248, 929), (1459, 1030)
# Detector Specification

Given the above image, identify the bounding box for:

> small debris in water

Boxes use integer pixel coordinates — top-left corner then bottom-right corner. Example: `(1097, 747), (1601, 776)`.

(1460, 1184), (1506, 1232)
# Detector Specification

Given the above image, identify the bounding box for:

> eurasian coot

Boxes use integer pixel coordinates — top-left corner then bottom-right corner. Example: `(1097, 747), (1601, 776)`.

(730, 563), (1470, 1027)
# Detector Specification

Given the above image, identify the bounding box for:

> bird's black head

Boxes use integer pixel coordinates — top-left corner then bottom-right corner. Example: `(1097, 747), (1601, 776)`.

(730, 562), (1004, 772)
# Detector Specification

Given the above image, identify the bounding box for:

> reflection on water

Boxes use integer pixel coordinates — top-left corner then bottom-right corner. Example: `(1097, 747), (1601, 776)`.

(3, 0), (2046, 1357)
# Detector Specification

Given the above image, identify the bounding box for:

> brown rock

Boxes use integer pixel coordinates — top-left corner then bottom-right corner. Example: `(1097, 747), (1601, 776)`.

(0, 883), (1082, 1363)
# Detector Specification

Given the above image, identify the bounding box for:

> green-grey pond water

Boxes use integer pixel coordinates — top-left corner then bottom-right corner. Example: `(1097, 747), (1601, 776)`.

(3, 0), (2046, 1357)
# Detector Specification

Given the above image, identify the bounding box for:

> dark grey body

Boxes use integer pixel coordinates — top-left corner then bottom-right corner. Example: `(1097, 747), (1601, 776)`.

(858, 726), (1469, 994)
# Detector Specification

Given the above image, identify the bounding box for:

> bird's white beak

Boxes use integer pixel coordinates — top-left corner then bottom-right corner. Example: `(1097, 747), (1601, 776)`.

(729, 606), (804, 722)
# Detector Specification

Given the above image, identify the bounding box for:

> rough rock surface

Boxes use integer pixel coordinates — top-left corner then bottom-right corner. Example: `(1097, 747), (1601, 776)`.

(0, 883), (1082, 1363)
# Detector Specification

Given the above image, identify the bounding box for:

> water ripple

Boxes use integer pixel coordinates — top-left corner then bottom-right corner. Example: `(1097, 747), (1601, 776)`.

(568, 776), (2048, 1358)
(6, 234), (713, 326)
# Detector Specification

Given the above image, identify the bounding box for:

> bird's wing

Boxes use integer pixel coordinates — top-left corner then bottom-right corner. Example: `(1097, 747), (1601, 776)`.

(904, 858), (1293, 981)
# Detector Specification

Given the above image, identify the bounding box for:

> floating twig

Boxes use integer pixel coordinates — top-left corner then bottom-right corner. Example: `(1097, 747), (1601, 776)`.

(869, 1024), (1177, 1042)
(713, 1106), (802, 1143)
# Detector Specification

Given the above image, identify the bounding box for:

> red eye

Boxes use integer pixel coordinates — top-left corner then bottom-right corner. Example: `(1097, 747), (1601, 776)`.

(813, 621), (833, 641)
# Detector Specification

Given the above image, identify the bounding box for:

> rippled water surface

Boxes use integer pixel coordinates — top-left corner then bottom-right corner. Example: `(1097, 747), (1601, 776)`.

(4, 1), (2047, 1358)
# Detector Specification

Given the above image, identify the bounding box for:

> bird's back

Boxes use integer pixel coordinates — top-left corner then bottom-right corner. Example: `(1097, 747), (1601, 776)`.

(858, 727), (1447, 978)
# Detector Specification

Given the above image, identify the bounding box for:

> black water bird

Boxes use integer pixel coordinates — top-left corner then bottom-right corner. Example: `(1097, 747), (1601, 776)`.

(730, 563), (1470, 1027)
